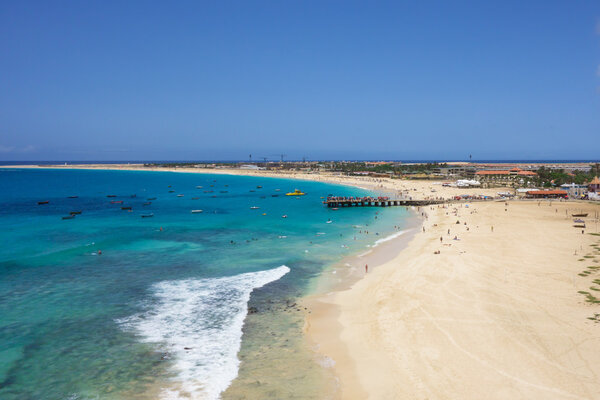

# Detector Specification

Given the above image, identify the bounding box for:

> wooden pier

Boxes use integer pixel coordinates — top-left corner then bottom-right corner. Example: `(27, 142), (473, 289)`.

(324, 196), (444, 208)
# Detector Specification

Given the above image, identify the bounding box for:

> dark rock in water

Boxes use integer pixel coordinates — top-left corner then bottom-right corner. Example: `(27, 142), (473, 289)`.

(248, 306), (259, 314)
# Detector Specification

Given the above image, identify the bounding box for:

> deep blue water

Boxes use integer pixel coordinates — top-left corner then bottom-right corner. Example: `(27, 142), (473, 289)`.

(0, 168), (410, 399)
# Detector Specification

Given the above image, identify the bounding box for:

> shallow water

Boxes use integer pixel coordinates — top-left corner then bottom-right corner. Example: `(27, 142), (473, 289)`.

(0, 168), (411, 399)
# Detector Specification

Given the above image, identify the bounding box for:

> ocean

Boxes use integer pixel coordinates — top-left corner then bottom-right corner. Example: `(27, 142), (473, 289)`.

(0, 168), (411, 399)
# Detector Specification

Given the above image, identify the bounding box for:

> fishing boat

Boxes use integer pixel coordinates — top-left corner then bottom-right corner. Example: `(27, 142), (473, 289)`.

(37, 201), (49, 205)
(141, 213), (154, 218)
(111, 200), (123, 204)
(107, 195), (117, 198)
(191, 209), (203, 213)
(67, 196), (78, 199)
(282, 215), (288, 218)
(257, 185), (263, 189)
(196, 186), (203, 189)
(250, 206), (260, 209)
(177, 194), (184, 197)
(286, 189), (306, 196)
(572, 213), (588, 217)
(121, 206), (132, 210)
(62, 215), (75, 220)
(69, 211), (82, 215)
(168, 190), (175, 193)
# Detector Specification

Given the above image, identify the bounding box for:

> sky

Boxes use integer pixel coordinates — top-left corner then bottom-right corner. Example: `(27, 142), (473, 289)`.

(1, 1), (599, 161)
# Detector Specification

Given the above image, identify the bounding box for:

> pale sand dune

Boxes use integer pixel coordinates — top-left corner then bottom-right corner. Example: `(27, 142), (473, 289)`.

(308, 199), (600, 400)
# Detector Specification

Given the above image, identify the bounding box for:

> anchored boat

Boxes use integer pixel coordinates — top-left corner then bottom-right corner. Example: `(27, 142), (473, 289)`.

(286, 189), (306, 196)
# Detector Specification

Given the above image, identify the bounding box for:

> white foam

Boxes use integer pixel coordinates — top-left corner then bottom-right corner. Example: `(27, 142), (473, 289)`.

(372, 230), (408, 247)
(118, 266), (290, 400)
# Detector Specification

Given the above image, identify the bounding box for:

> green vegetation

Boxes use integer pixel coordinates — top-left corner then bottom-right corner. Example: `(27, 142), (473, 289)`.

(578, 291), (600, 303)
(534, 164), (599, 187)
(587, 313), (600, 323)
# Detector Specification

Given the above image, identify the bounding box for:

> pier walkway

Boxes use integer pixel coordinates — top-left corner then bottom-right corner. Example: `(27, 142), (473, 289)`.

(324, 196), (444, 208)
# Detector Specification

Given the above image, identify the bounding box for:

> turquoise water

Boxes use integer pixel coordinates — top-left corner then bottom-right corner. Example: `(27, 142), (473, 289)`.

(0, 168), (410, 400)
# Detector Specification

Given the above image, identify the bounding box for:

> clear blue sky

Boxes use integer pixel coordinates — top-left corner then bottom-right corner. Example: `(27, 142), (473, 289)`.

(1, 1), (599, 161)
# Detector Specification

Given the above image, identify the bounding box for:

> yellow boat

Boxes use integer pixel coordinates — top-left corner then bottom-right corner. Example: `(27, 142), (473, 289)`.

(286, 189), (306, 196)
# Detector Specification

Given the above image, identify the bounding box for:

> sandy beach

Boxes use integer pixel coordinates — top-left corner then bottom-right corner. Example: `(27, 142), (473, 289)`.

(4, 164), (600, 399)
(308, 197), (600, 399)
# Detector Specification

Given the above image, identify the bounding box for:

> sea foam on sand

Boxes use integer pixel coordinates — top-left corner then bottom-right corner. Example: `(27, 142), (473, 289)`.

(118, 266), (290, 400)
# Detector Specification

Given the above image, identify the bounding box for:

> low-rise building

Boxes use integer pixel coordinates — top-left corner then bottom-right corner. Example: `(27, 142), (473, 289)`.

(559, 183), (588, 199)
(525, 190), (567, 199)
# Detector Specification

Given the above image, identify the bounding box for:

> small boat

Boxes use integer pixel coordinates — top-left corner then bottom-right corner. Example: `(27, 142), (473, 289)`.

(257, 185), (262, 189)
(67, 196), (78, 199)
(191, 197), (200, 200)
(220, 191), (228, 193)
(272, 194), (279, 197)
(249, 190), (255, 192)
(196, 186), (203, 189)
(69, 211), (82, 215)
(168, 190), (175, 193)
(572, 213), (588, 217)
(141, 213), (154, 218)
(107, 195), (117, 198)
(168, 185), (172, 188)
(286, 189), (306, 196)
(143, 202), (152, 206)
(332, 208), (339, 210)
(250, 206), (260, 209)
(121, 206), (132, 210)
(130, 194), (137, 198)
(111, 200), (123, 204)
(191, 210), (203, 213)
(282, 215), (288, 218)
(37, 201), (49, 205)
(147, 197), (157, 200)
(62, 215), (75, 220)
(262, 213), (267, 216)
(177, 194), (184, 197)
(204, 190), (214, 193)
(275, 189), (281, 191)
(326, 219), (332, 224)
(225, 185), (229, 187)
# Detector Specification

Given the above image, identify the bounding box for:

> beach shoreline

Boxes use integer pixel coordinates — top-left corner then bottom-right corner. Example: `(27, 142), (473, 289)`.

(4, 164), (600, 399)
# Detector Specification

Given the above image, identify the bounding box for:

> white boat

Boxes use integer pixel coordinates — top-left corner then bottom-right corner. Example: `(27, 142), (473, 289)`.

(191, 210), (203, 213)
(250, 206), (260, 209)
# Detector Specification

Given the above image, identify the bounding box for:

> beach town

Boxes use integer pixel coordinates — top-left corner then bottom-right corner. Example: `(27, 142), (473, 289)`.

(5, 161), (600, 399)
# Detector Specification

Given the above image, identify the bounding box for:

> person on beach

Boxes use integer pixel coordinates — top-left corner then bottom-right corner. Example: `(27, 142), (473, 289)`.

(365, 264), (368, 273)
